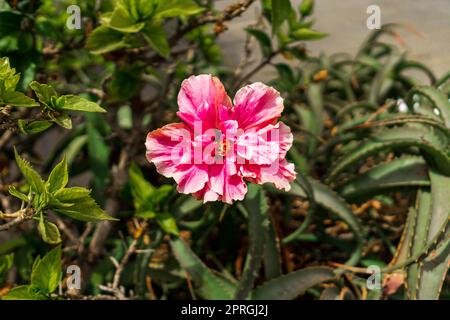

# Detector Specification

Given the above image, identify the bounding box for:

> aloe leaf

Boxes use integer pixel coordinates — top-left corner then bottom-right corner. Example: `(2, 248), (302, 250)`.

(235, 185), (269, 299)
(336, 101), (378, 119)
(327, 126), (450, 183)
(320, 286), (341, 300)
(169, 237), (236, 300)
(414, 169), (450, 299)
(306, 83), (324, 151)
(407, 86), (450, 127)
(338, 156), (429, 198)
(368, 47), (404, 104)
(263, 215), (282, 280)
(406, 190), (432, 299)
(251, 267), (335, 300)
(389, 205), (418, 268)
(398, 61), (436, 84)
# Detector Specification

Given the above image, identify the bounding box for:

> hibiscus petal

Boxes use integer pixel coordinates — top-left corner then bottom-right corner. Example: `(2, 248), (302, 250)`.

(145, 123), (192, 177)
(194, 184), (220, 203)
(237, 122), (292, 165)
(173, 164), (209, 194)
(177, 74), (232, 129)
(208, 163), (247, 204)
(259, 159), (296, 191)
(233, 82), (284, 130)
(223, 175), (247, 204)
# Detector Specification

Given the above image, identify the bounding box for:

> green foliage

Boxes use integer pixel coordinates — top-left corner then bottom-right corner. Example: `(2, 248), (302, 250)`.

(0, 253), (14, 284)
(0, 0), (448, 302)
(128, 162), (177, 235)
(0, 57), (38, 107)
(87, 0), (203, 57)
(13, 150), (115, 244)
(3, 246), (61, 300)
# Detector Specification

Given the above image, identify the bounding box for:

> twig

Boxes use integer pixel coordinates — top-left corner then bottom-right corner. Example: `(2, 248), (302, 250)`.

(0, 194), (35, 232)
(232, 50), (281, 92)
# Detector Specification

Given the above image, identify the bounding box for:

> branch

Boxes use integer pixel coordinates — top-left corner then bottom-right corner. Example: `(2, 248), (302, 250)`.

(232, 49), (281, 92)
(0, 204), (35, 232)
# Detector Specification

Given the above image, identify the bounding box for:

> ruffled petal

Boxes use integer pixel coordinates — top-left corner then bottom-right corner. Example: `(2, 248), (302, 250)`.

(173, 164), (209, 194)
(232, 82), (284, 130)
(209, 163), (247, 204)
(259, 159), (296, 191)
(145, 123), (192, 177)
(177, 74), (232, 129)
(237, 122), (293, 165)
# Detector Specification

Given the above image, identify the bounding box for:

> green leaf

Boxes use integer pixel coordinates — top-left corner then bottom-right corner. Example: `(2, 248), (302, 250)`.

(0, 12), (21, 38)
(156, 212), (179, 236)
(53, 187), (116, 221)
(2, 91), (39, 107)
(327, 126), (450, 182)
(29, 81), (57, 107)
(251, 267), (335, 299)
(53, 113), (72, 129)
(2, 285), (48, 300)
(108, 7), (145, 33)
(129, 162), (155, 203)
(407, 86), (450, 127)
(18, 120), (53, 134)
(245, 28), (272, 57)
(38, 215), (62, 245)
(235, 185), (268, 299)
(338, 156), (429, 198)
(290, 28), (327, 41)
(86, 116), (110, 202)
(30, 246), (61, 294)
(86, 26), (126, 54)
(46, 156), (68, 193)
(154, 0), (204, 18)
(154, 185), (174, 204)
(53, 187), (90, 202)
(271, 0), (291, 34)
(0, 253), (14, 284)
(413, 170), (450, 299)
(299, 0), (314, 16)
(142, 23), (170, 59)
(61, 95), (106, 113)
(170, 237), (236, 299)
(8, 185), (29, 202)
(14, 148), (45, 194)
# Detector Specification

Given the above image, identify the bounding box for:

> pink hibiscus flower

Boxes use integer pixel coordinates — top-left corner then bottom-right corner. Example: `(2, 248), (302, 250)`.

(145, 75), (296, 204)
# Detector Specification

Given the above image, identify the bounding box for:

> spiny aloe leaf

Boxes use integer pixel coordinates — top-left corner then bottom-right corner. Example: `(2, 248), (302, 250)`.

(319, 286), (341, 300)
(407, 86), (450, 127)
(350, 115), (450, 136)
(338, 156), (429, 198)
(398, 61), (436, 85)
(406, 190), (432, 299)
(413, 169), (450, 299)
(169, 237), (236, 300)
(327, 126), (450, 183)
(336, 101), (378, 119)
(389, 206), (417, 268)
(251, 267), (335, 300)
(235, 185), (269, 299)
(368, 47), (404, 104)
(263, 214), (282, 280)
